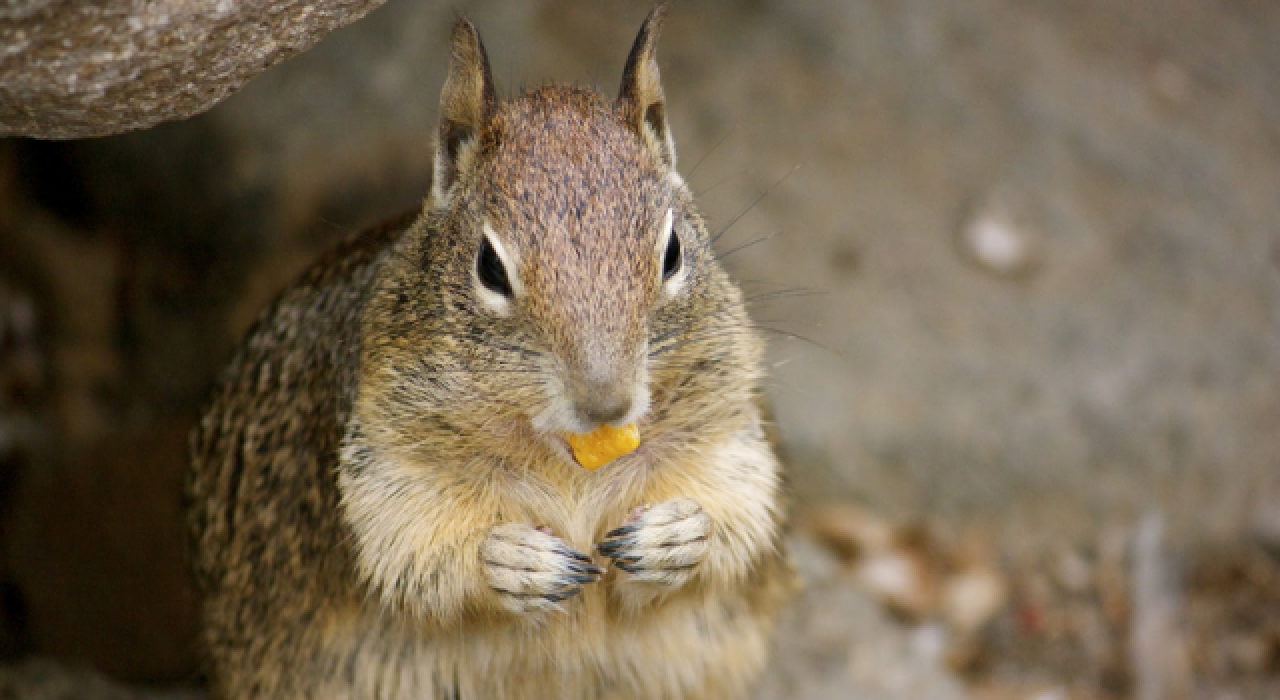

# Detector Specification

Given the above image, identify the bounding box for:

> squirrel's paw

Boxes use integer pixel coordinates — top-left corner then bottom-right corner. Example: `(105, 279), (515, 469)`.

(481, 523), (603, 615)
(597, 498), (711, 589)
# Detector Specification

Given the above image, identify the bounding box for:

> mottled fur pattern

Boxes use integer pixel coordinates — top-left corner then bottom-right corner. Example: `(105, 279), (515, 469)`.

(186, 6), (792, 699)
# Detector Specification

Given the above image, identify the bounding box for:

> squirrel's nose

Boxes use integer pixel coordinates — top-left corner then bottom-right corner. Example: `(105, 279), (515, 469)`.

(573, 381), (634, 427)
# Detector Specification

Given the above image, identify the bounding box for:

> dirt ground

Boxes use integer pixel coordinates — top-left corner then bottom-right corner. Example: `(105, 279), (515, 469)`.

(1, 0), (1278, 697)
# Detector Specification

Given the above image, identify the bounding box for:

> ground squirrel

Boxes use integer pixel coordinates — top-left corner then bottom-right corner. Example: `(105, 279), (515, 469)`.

(186, 6), (792, 698)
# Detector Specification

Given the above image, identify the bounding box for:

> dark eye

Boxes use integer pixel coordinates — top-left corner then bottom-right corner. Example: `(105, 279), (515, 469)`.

(662, 228), (682, 281)
(477, 236), (513, 297)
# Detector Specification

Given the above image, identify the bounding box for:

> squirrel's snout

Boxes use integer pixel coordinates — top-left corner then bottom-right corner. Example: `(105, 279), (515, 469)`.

(572, 380), (635, 427)
(562, 340), (649, 430)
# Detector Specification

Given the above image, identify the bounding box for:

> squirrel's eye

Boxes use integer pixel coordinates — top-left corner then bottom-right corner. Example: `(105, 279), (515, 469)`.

(477, 236), (513, 298)
(662, 226), (682, 282)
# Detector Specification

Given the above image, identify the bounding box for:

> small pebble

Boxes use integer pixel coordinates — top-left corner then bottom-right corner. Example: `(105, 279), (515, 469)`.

(958, 191), (1041, 278)
(943, 567), (1008, 633)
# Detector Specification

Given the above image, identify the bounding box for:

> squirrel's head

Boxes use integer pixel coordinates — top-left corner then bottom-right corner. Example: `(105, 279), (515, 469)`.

(362, 5), (761, 469)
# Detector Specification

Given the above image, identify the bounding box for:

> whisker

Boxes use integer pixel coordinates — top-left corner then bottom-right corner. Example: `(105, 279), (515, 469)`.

(748, 325), (834, 354)
(685, 123), (737, 179)
(693, 168), (755, 198)
(714, 231), (782, 262)
(742, 288), (827, 305)
(711, 164), (800, 245)
(648, 316), (834, 359)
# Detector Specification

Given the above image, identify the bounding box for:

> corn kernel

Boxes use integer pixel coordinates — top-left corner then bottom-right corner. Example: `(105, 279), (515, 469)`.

(565, 423), (640, 471)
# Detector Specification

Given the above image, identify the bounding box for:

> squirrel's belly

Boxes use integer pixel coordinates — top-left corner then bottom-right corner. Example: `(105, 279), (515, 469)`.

(356, 590), (771, 700)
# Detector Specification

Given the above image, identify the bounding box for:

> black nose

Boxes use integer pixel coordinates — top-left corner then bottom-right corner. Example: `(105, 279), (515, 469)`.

(574, 382), (633, 426)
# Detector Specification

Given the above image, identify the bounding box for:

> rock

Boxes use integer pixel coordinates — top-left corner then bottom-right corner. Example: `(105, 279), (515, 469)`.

(804, 505), (1008, 630)
(0, 0), (389, 139)
(804, 504), (895, 562)
(855, 544), (940, 620)
(803, 505), (941, 619)
(942, 567), (1008, 634)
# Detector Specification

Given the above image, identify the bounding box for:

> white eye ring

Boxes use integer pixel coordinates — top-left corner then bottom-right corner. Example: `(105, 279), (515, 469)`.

(658, 208), (687, 296)
(474, 222), (520, 316)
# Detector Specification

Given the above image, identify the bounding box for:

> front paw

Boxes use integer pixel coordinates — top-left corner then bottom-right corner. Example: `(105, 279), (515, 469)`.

(481, 523), (603, 615)
(597, 498), (711, 588)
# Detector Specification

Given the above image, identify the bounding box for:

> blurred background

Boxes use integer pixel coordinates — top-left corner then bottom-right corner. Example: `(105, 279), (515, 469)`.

(1, 0), (1278, 698)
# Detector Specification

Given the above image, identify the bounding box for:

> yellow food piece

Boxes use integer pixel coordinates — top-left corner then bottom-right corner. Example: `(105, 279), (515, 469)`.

(565, 423), (640, 471)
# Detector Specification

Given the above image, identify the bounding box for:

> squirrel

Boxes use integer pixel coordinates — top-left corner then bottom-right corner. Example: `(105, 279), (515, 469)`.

(185, 6), (792, 699)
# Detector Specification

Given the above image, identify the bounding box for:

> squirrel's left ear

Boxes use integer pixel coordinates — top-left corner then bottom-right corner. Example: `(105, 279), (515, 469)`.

(617, 4), (676, 169)
(431, 17), (497, 208)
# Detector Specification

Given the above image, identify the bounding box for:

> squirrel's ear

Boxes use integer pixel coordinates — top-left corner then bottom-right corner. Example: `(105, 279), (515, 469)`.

(617, 5), (676, 169)
(431, 17), (497, 208)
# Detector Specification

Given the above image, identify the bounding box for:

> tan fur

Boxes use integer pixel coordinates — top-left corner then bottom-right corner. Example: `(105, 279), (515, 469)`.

(186, 6), (792, 698)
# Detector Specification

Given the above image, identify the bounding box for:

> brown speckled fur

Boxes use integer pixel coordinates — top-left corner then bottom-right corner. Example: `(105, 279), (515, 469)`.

(186, 7), (792, 699)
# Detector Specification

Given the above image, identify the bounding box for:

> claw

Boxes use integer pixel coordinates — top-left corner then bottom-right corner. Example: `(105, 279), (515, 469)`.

(597, 537), (635, 556)
(546, 587), (582, 603)
(605, 524), (639, 539)
(614, 560), (641, 574)
(559, 547), (593, 564)
(568, 561), (606, 576)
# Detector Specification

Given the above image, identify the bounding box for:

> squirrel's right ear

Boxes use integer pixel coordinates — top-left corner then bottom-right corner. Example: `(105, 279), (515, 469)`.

(617, 5), (676, 169)
(430, 17), (497, 208)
